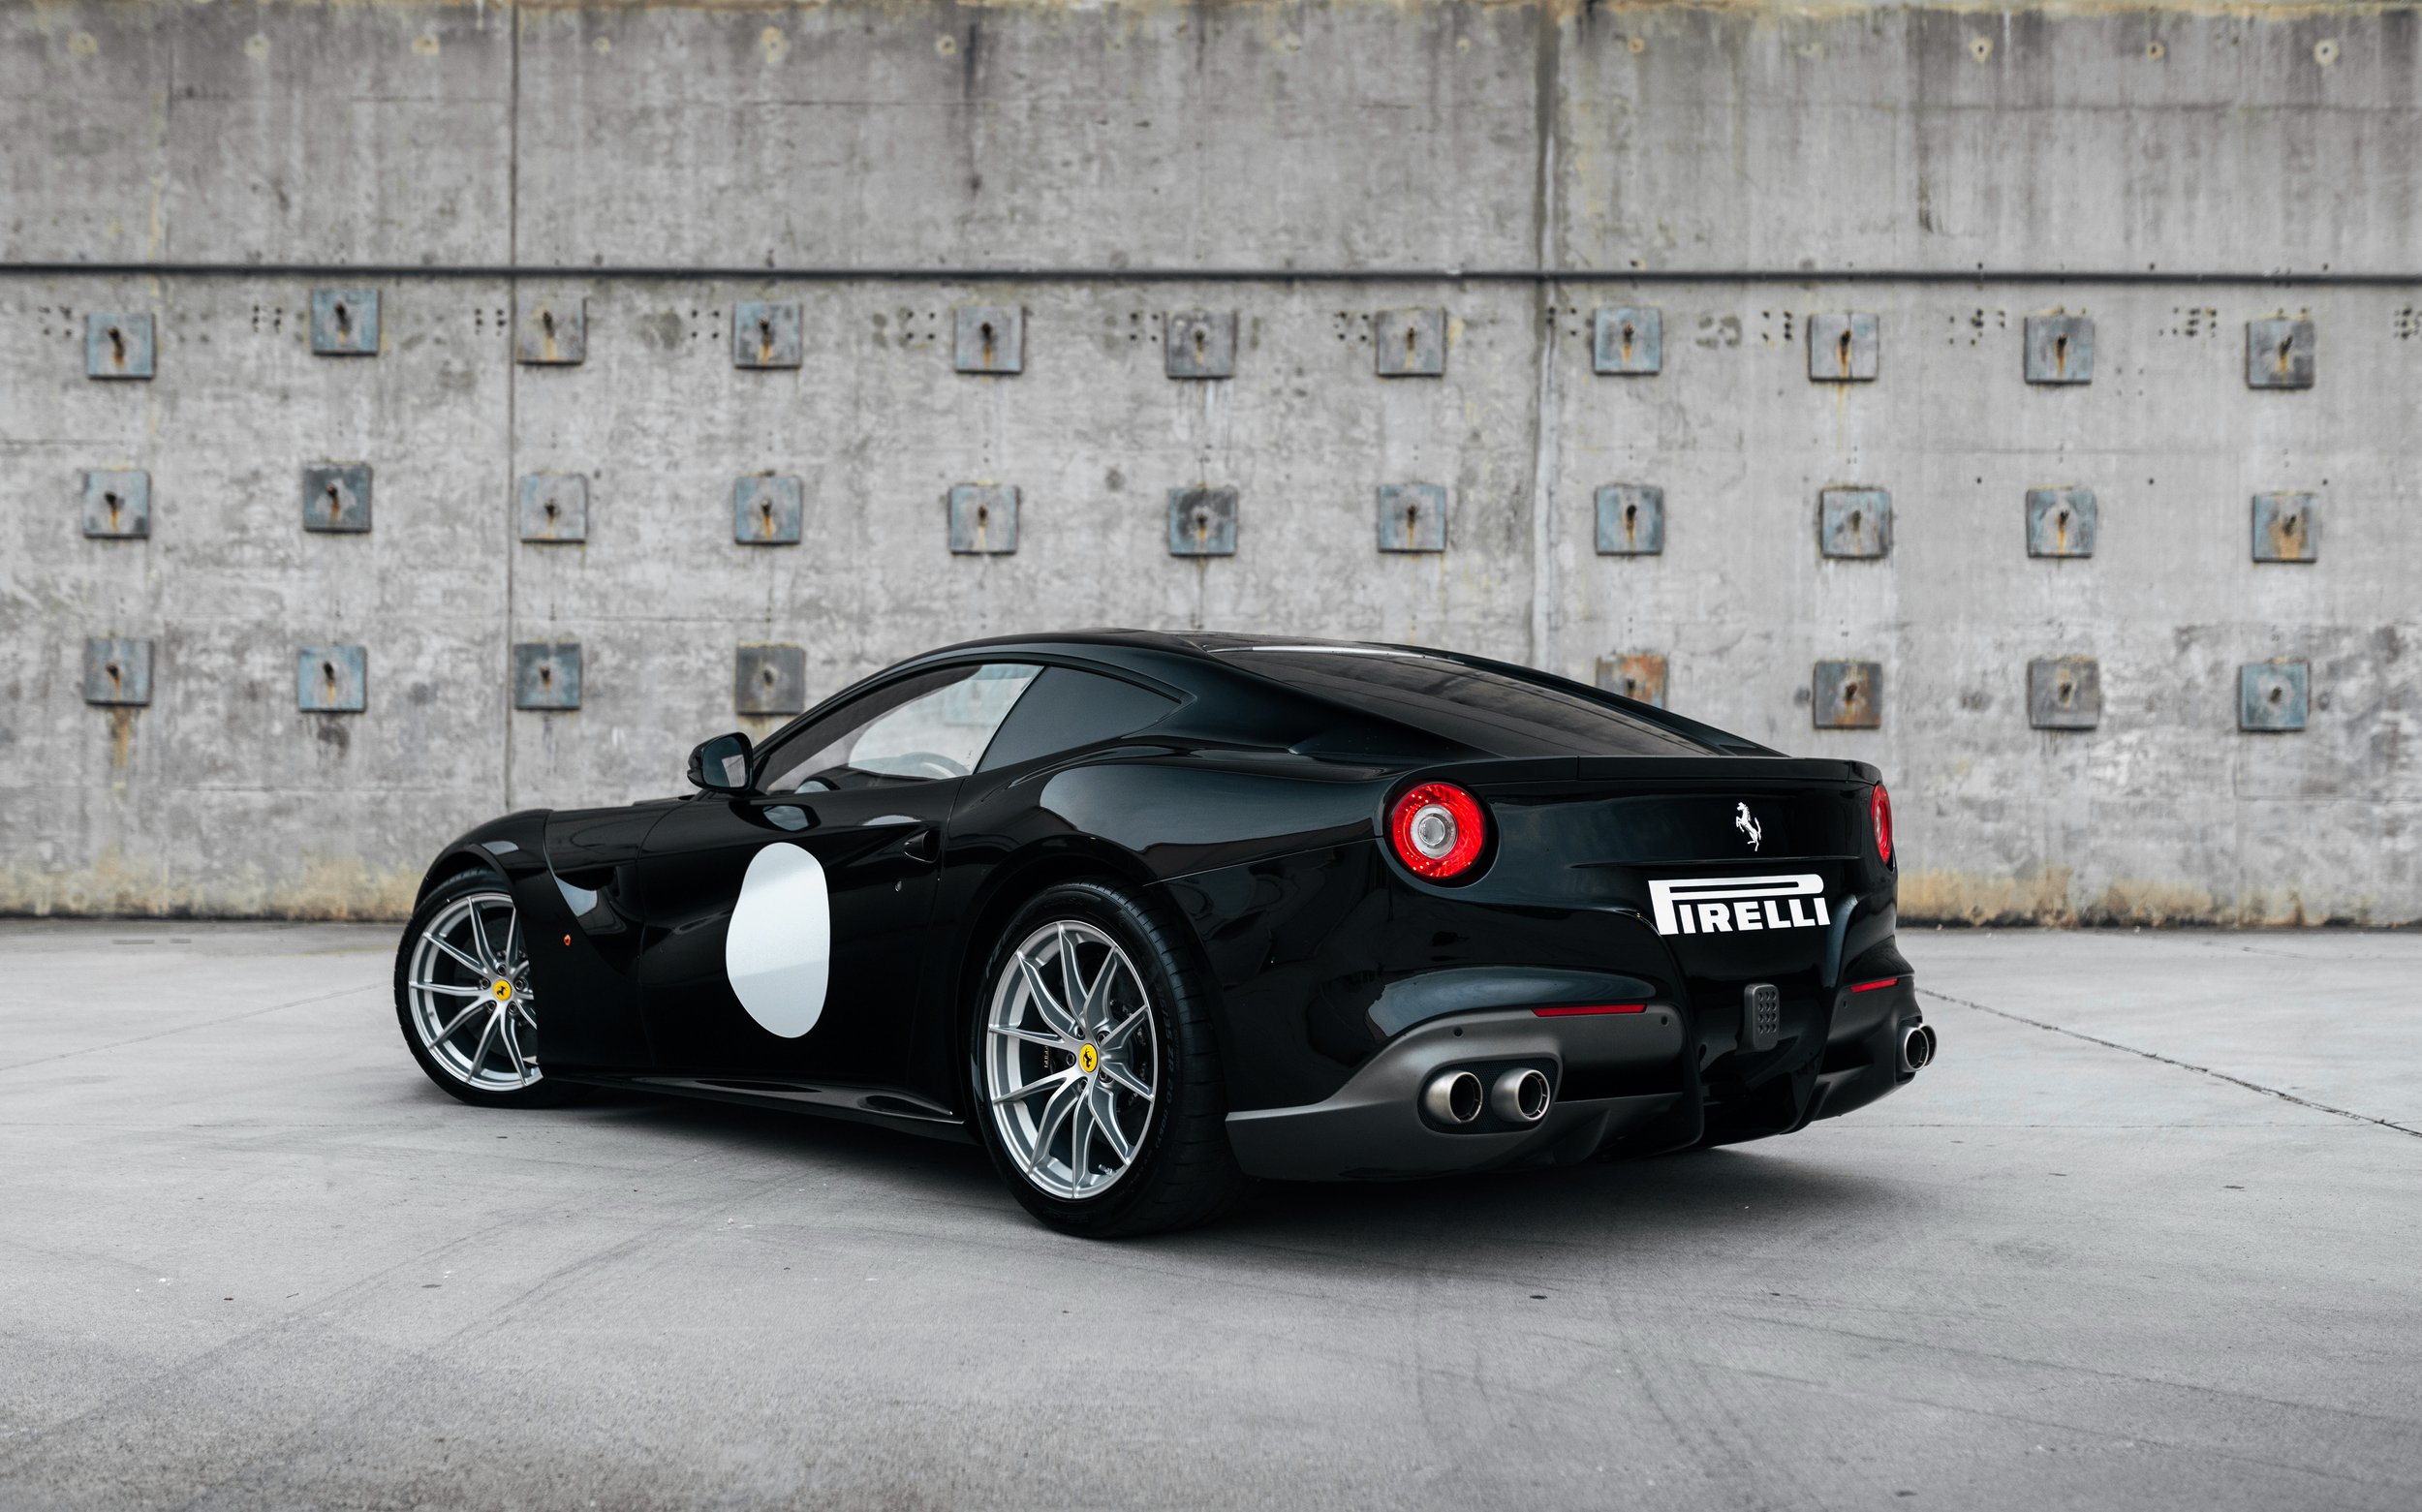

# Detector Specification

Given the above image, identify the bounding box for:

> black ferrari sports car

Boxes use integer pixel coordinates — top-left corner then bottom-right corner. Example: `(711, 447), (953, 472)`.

(393, 631), (1930, 1236)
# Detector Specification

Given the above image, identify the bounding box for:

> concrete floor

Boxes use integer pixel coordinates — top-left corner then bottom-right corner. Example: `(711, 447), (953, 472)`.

(0, 922), (2416, 1512)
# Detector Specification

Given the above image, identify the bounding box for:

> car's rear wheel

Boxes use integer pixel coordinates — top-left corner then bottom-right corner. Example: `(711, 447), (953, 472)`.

(393, 869), (578, 1109)
(969, 880), (1250, 1237)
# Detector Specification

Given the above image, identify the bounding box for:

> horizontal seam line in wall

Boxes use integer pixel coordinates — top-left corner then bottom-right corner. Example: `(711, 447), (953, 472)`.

(5, 262), (2421, 287)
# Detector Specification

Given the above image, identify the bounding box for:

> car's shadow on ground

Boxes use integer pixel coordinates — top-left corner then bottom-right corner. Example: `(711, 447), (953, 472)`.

(558, 1086), (1904, 1254)
(562, 1084), (1003, 1182)
(1221, 1146), (1900, 1254)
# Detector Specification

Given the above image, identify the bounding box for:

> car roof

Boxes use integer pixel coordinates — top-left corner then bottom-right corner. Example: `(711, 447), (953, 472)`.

(885, 629), (1769, 757)
(882, 627), (1460, 686)
(893, 626), (1516, 665)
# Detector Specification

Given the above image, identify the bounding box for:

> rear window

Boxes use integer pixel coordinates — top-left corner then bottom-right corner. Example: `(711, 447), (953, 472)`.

(1222, 648), (1723, 756)
(977, 667), (1178, 772)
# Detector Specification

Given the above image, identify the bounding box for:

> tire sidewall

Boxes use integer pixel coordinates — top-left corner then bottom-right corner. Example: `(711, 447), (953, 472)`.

(965, 880), (1195, 1235)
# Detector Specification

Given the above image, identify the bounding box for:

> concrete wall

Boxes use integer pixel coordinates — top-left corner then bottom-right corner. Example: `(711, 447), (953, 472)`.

(3, 0), (2417, 923)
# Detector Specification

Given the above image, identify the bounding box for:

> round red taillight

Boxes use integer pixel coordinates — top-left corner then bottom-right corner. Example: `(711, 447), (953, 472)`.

(1872, 783), (1894, 865)
(1389, 782), (1488, 881)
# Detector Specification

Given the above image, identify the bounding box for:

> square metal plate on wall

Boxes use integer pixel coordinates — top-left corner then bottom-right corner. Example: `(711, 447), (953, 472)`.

(2023, 315), (2094, 384)
(1812, 660), (1883, 728)
(1818, 487), (1891, 558)
(1592, 307), (1661, 375)
(311, 289), (381, 355)
(295, 645), (367, 713)
(1376, 483), (1447, 553)
(1167, 487), (1238, 556)
(2239, 661), (2309, 731)
(1373, 308), (1446, 377)
(515, 294), (586, 365)
(2026, 488), (2096, 557)
(947, 484), (1019, 554)
(732, 476), (804, 544)
(1595, 653), (1668, 708)
(1594, 485), (1665, 555)
(734, 645), (808, 715)
(513, 644), (583, 710)
(731, 301), (802, 369)
(2028, 657), (2100, 728)
(82, 638), (153, 706)
(954, 307), (1024, 373)
(301, 464), (373, 534)
(2246, 318), (2314, 389)
(80, 471), (151, 539)
(2251, 491), (2318, 562)
(1807, 313), (1879, 382)
(1165, 312), (1236, 379)
(85, 313), (154, 379)
(516, 475), (590, 543)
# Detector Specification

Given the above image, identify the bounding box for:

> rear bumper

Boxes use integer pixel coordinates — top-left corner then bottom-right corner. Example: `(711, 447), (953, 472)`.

(1223, 1003), (1688, 1181)
(1807, 984), (1927, 1125)
(1222, 968), (1931, 1179)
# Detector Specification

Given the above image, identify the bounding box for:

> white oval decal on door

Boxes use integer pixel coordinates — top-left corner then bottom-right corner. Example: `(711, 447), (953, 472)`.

(725, 842), (831, 1038)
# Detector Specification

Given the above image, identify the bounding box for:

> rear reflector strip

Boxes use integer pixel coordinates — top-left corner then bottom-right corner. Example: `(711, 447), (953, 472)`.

(1849, 976), (1900, 993)
(1532, 1003), (1648, 1017)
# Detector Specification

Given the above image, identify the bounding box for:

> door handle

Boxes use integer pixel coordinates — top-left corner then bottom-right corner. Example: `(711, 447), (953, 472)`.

(900, 827), (939, 864)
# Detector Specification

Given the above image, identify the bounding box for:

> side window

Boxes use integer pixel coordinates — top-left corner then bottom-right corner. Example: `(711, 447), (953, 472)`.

(976, 667), (1179, 773)
(761, 663), (1041, 793)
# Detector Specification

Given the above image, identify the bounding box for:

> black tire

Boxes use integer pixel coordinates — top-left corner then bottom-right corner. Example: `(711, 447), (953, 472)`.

(392, 869), (580, 1110)
(966, 879), (1253, 1238)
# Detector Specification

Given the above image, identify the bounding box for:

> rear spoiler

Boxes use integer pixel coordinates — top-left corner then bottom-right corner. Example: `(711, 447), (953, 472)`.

(1399, 756), (1879, 789)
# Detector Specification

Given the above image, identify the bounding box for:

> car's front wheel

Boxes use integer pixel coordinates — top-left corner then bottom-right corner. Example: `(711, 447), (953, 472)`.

(969, 880), (1250, 1237)
(393, 869), (578, 1109)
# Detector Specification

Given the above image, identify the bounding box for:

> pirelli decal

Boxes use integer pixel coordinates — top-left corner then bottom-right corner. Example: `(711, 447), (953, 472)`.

(1651, 874), (1831, 937)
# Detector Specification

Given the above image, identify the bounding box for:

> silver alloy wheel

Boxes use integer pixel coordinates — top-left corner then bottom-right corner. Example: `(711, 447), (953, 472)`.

(406, 888), (542, 1093)
(981, 920), (1160, 1201)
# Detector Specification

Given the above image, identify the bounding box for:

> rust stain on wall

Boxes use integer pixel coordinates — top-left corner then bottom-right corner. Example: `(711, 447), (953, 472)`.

(0, 853), (422, 922)
(1900, 870), (2406, 928)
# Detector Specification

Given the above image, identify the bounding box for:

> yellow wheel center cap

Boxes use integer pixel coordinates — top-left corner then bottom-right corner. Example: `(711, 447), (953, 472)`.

(492, 979), (513, 1002)
(1078, 1043), (1099, 1074)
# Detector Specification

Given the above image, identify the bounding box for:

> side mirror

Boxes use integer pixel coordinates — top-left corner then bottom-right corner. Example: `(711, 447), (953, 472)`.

(687, 731), (755, 793)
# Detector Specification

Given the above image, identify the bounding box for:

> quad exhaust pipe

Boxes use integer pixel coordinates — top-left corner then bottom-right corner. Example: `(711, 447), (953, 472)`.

(1421, 1067), (1552, 1126)
(1423, 1069), (1484, 1125)
(1490, 1067), (1552, 1125)
(1899, 1023), (1939, 1073)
